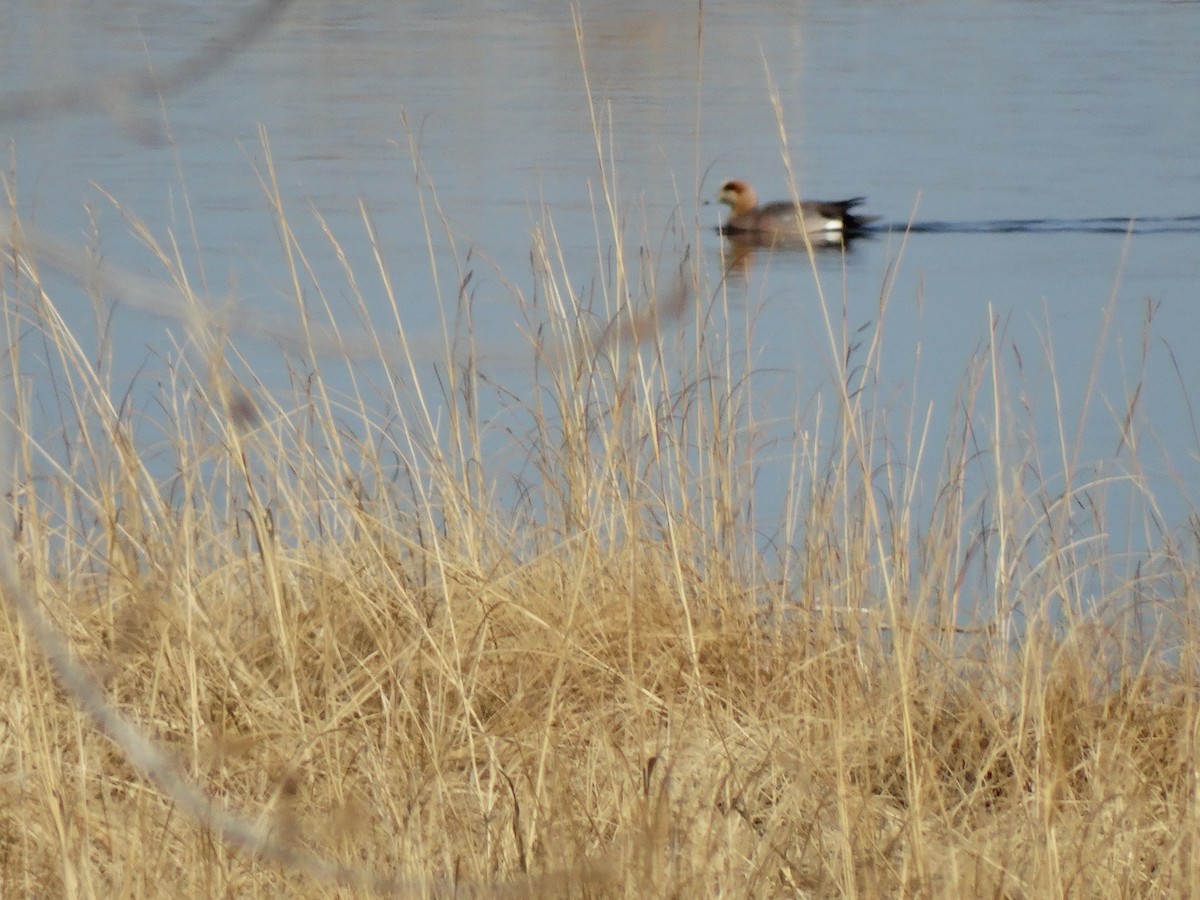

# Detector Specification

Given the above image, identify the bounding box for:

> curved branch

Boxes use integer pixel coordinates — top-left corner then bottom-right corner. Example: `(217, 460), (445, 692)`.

(0, 0), (295, 125)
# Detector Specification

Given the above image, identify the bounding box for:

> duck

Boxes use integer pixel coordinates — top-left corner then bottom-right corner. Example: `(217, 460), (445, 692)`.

(716, 179), (879, 242)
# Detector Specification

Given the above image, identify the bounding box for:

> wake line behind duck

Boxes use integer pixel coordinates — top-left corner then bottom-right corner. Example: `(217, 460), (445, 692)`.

(883, 215), (1200, 236)
(712, 179), (1200, 246)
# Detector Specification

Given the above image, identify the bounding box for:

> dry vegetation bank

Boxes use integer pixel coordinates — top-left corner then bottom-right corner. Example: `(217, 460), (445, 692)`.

(2, 173), (1199, 898)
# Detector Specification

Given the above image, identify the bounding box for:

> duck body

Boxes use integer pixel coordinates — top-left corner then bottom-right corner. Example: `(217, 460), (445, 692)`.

(717, 179), (878, 242)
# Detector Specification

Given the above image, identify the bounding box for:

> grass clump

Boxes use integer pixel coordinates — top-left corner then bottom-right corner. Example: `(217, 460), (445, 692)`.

(1, 152), (1198, 899)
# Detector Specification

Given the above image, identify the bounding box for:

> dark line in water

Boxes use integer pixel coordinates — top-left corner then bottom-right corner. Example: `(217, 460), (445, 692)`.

(872, 215), (1200, 236)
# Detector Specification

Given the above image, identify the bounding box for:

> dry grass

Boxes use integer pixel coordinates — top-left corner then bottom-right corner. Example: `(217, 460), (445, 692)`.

(2, 130), (1199, 900)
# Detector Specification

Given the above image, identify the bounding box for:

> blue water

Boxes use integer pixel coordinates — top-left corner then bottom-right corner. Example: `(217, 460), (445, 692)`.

(2, 0), (1198, 634)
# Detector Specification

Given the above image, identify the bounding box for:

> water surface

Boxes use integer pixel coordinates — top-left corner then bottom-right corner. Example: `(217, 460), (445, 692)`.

(3, 0), (1198, 620)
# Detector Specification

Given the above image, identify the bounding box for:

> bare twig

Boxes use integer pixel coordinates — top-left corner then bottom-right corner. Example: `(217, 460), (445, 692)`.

(0, 0), (297, 126)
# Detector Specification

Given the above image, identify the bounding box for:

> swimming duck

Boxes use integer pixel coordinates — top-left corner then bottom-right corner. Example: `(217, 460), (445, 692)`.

(716, 179), (878, 242)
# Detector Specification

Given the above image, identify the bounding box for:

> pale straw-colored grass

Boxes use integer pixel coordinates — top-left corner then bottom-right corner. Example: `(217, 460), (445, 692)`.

(2, 104), (1199, 900)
